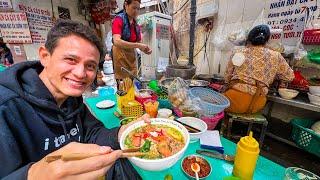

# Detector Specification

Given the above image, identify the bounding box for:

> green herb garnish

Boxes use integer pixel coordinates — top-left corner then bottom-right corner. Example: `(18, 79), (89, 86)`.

(140, 139), (151, 152)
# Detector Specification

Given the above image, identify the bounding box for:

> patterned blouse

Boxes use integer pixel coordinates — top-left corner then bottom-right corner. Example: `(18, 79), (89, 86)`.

(224, 46), (294, 95)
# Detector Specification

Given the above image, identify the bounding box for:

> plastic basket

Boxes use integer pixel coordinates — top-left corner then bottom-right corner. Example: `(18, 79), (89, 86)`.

(200, 112), (225, 130)
(120, 100), (143, 118)
(291, 119), (320, 157)
(189, 87), (230, 115)
(302, 29), (320, 45)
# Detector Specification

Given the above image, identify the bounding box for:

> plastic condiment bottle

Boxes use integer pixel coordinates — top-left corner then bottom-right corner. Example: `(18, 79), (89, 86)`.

(103, 60), (114, 74)
(232, 131), (260, 180)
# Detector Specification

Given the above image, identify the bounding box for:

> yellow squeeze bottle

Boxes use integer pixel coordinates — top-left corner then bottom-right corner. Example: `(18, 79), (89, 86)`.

(232, 131), (260, 180)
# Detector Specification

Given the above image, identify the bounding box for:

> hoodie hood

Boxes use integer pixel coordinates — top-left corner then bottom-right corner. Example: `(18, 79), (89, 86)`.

(0, 62), (125, 179)
(0, 61), (83, 123)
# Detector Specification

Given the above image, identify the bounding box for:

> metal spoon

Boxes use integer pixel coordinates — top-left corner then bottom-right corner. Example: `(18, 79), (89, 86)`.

(191, 162), (200, 180)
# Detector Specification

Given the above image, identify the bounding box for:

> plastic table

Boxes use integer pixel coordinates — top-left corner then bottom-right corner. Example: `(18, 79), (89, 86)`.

(0, 64), (6, 72)
(85, 96), (285, 180)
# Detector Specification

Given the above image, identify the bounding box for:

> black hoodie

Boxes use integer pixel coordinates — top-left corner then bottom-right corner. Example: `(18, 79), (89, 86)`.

(0, 61), (121, 179)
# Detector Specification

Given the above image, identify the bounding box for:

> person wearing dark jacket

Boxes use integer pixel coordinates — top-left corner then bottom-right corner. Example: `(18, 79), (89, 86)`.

(0, 43), (13, 65)
(0, 19), (143, 179)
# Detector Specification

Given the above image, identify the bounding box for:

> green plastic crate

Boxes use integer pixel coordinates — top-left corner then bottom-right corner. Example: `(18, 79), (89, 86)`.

(291, 119), (320, 157)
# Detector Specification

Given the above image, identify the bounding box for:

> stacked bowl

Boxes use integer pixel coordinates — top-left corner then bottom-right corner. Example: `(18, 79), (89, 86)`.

(308, 86), (320, 105)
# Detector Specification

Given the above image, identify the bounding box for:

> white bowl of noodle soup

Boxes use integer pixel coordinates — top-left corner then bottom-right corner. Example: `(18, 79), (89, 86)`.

(120, 118), (190, 171)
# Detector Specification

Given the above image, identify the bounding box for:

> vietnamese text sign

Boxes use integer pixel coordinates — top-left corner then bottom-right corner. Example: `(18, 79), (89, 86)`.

(0, 0), (12, 11)
(18, 3), (53, 44)
(265, 0), (318, 46)
(0, 12), (32, 43)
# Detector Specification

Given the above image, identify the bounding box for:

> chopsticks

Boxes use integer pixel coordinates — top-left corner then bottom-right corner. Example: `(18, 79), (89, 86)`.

(175, 119), (201, 133)
(45, 148), (145, 163)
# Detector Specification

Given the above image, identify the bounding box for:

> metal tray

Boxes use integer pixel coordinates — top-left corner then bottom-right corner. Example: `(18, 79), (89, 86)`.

(185, 79), (210, 87)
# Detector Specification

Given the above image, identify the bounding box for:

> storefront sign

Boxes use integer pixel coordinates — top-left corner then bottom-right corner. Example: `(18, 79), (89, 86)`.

(18, 3), (53, 44)
(0, 0), (12, 11)
(0, 12), (32, 43)
(265, 0), (318, 46)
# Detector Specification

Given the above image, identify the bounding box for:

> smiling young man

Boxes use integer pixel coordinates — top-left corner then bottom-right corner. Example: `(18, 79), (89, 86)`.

(0, 19), (142, 180)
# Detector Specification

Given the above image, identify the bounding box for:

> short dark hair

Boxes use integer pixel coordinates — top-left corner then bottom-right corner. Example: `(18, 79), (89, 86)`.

(0, 43), (10, 52)
(124, 0), (141, 10)
(247, 25), (270, 46)
(45, 19), (103, 58)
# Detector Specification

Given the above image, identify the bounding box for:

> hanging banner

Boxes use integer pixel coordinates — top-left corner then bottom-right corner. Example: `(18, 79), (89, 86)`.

(17, 3), (53, 44)
(0, 12), (32, 43)
(265, 0), (318, 46)
(0, 0), (12, 11)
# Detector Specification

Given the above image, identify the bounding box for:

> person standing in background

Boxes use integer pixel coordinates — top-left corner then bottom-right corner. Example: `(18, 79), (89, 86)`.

(112, 0), (152, 80)
(0, 43), (13, 65)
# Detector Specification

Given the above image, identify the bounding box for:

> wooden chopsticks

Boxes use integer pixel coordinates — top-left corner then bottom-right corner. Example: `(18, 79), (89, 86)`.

(175, 120), (201, 133)
(121, 152), (146, 158)
(45, 148), (145, 163)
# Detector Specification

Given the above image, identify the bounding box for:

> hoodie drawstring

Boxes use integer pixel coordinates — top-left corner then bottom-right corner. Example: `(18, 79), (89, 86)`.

(57, 114), (69, 141)
(77, 114), (83, 142)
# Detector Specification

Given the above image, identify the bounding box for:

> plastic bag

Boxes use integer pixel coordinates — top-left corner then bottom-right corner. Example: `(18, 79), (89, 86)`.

(105, 31), (113, 53)
(294, 44), (307, 61)
(251, 8), (269, 29)
(266, 28), (285, 53)
(228, 17), (248, 46)
(212, 17), (232, 50)
(168, 78), (203, 117)
(179, 97), (203, 116)
(168, 77), (189, 108)
(292, 9), (309, 60)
